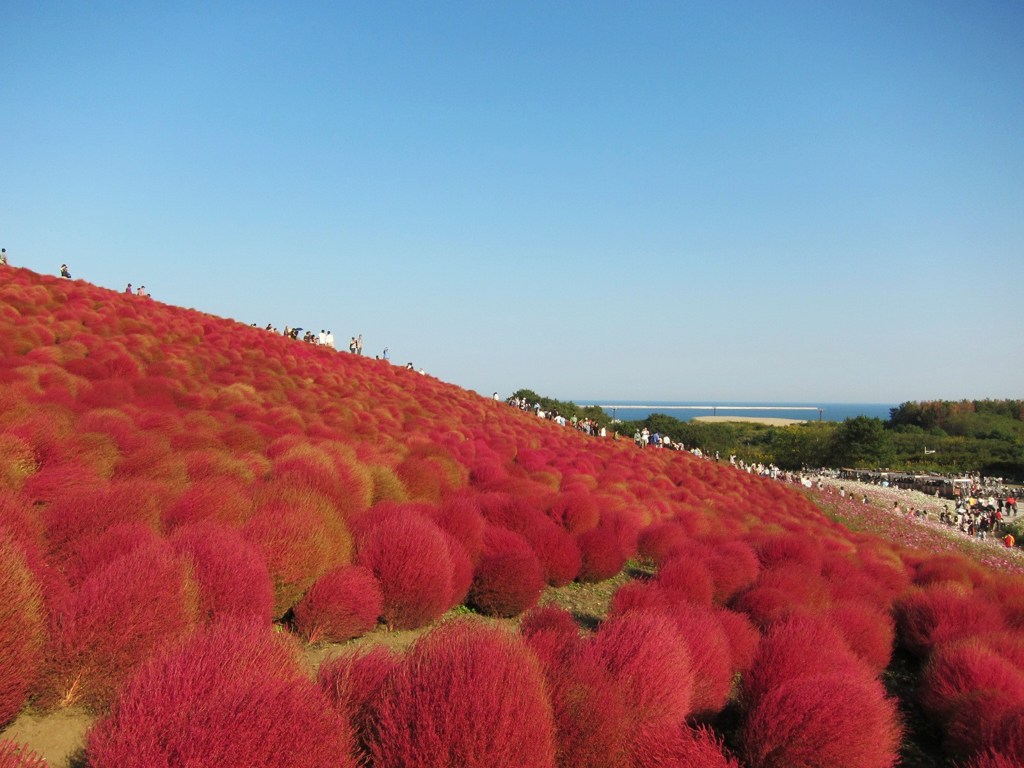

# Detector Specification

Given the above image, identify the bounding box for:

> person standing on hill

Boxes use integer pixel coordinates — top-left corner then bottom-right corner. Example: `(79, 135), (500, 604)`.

(0, 248), (8, 266)
(60, 264), (71, 278)
(125, 283), (133, 294)
(325, 330), (335, 349)
(136, 285), (148, 297)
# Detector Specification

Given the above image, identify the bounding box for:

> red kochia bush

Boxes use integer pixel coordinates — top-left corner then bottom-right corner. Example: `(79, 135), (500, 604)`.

(919, 639), (1024, 723)
(576, 526), (627, 583)
(665, 602), (735, 716)
(828, 599), (896, 673)
(170, 521), (274, 624)
(637, 522), (692, 565)
(630, 723), (741, 768)
(293, 564), (382, 643)
(588, 611), (694, 727)
(0, 741), (47, 768)
(87, 619), (355, 768)
(49, 538), (197, 709)
(367, 620), (557, 768)
(469, 526), (546, 617)
(895, 585), (1006, 657)
(656, 556), (715, 606)
(0, 533), (46, 726)
(356, 514), (455, 630)
(743, 613), (867, 708)
(741, 672), (901, 768)
(319, 645), (402, 765)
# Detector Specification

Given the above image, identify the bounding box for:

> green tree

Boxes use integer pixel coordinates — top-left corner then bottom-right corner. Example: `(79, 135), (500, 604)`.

(828, 416), (890, 468)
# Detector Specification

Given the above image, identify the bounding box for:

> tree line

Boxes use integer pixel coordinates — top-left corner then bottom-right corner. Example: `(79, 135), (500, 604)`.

(509, 392), (1024, 480)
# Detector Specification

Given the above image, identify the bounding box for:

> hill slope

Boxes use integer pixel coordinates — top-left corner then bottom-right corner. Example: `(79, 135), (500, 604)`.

(1, 268), (1022, 768)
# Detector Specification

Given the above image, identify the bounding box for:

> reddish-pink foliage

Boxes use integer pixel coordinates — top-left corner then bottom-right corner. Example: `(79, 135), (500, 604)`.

(548, 491), (600, 534)
(630, 723), (741, 768)
(534, 641), (631, 768)
(919, 639), (1024, 723)
(162, 478), (252, 529)
(469, 526), (546, 617)
(656, 556), (715, 606)
(356, 514), (455, 629)
(441, 531), (475, 606)
(0, 533), (45, 727)
(430, 493), (486, 562)
(87, 619), (355, 768)
(665, 602), (735, 716)
(895, 585), (1006, 657)
(943, 689), (1024, 758)
(243, 496), (352, 618)
(520, 605), (580, 642)
(743, 613), (867, 708)
(715, 607), (761, 673)
(704, 540), (761, 602)
(913, 553), (986, 589)
(576, 526), (627, 583)
(170, 521), (273, 624)
(752, 533), (823, 574)
(528, 518), (582, 586)
(318, 645), (402, 764)
(637, 522), (692, 565)
(42, 481), (162, 561)
(64, 523), (159, 587)
(588, 611), (694, 727)
(367, 620), (557, 768)
(828, 599), (896, 673)
(608, 580), (672, 618)
(0, 741), (47, 768)
(741, 672), (901, 768)
(47, 538), (197, 709)
(293, 564), (382, 643)
(964, 752), (1024, 768)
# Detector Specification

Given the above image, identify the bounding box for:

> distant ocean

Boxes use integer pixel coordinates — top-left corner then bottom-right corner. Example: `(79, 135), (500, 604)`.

(577, 401), (897, 423)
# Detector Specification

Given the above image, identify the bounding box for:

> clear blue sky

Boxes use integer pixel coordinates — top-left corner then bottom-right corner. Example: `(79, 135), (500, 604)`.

(3, 2), (1022, 403)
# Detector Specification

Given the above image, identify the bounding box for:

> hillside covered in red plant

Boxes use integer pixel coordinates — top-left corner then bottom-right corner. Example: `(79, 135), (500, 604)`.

(2, 267), (1023, 767)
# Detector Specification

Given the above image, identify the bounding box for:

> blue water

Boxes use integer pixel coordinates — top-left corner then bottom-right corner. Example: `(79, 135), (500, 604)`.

(577, 400), (897, 423)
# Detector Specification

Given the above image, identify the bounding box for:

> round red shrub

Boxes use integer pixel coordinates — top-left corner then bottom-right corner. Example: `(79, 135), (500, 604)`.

(828, 599), (896, 673)
(741, 672), (901, 768)
(162, 478), (252, 529)
(244, 494), (353, 618)
(431, 493), (485, 561)
(743, 613), (866, 707)
(293, 564), (382, 643)
(637, 522), (692, 565)
(468, 526), (546, 617)
(0, 533), (45, 727)
(714, 607), (761, 673)
(367, 620), (557, 768)
(920, 639), (1024, 723)
(588, 611), (694, 727)
(170, 520), (273, 624)
(548, 491), (600, 534)
(657, 556), (715, 606)
(608, 579), (672, 618)
(705, 540), (761, 602)
(87, 619), (355, 768)
(64, 523), (159, 587)
(319, 645), (402, 764)
(356, 514), (455, 630)
(665, 602), (735, 716)
(47, 537), (198, 709)
(895, 585), (1006, 657)
(576, 526), (627, 583)
(529, 519), (582, 586)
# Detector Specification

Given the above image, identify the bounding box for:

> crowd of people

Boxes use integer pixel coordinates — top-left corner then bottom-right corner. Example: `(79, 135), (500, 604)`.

(504, 395), (608, 437)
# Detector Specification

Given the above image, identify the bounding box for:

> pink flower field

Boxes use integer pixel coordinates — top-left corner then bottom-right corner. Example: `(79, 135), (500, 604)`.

(1, 268), (1022, 766)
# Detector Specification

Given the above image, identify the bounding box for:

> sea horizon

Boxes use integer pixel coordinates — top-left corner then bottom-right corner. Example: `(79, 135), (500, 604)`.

(575, 400), (898, 423)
